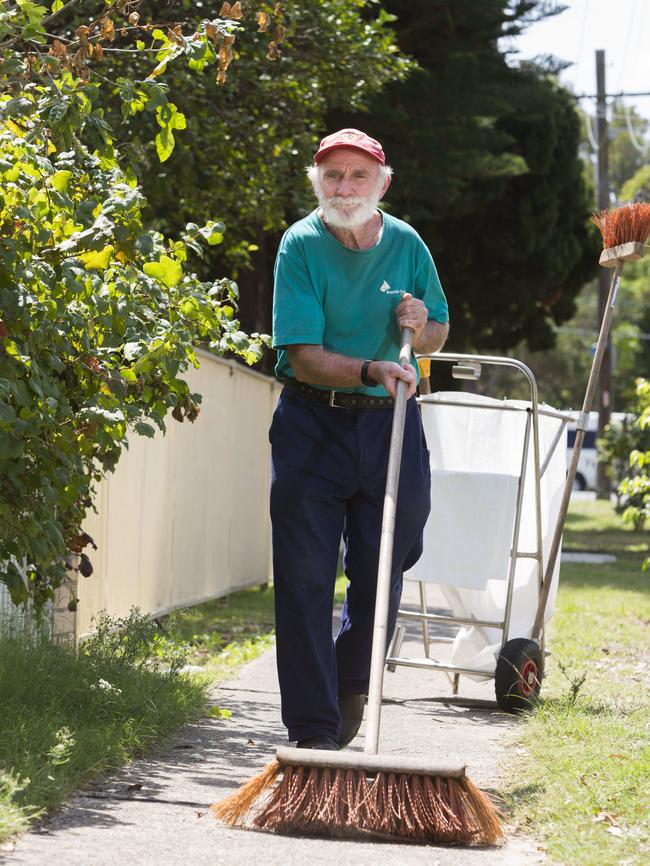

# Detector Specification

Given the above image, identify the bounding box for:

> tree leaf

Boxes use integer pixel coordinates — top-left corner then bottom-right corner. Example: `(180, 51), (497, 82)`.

(49, 169), (72, 191)
(79, 245), (114, 270)
(134, 421), (156, 438)
(143, 255), (183, 288)
(0, 403), (17, 423)
(155, 127), (174, 162)
(122, 342), (141, 361)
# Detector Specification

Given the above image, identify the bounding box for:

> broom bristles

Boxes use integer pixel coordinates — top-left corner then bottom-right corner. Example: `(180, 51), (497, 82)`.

(210, 759), (281, 826)
(211, 761), (505, 847)
(458, 774), (505, 845)
(591, 202), (650, 249)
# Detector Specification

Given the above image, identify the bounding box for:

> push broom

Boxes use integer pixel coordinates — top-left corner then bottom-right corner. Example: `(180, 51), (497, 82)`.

(530, 200), (650, 644)
(211, 327), (504, 846)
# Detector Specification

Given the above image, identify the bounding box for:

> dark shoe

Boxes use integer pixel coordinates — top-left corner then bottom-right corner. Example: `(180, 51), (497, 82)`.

(338, 692), (367, 748)
(296, 736), (339, 750)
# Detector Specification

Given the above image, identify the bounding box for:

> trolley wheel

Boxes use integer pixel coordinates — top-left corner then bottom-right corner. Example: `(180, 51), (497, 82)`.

(572, 472), (587, 492)
(495, 638), (543, 714)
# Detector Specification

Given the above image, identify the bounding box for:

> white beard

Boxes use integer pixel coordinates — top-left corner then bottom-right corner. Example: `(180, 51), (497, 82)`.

(319, 195), (380, 229)
(312, 176), (384, 230)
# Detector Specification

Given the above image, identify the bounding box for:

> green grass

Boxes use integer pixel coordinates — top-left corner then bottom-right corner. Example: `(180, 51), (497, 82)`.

(0, 611), (209, 842)
(165, 575), (349, 678)
(0, 576), (349, 843)
(165, 583), (277, 678)
(506, 498), (650, 866)
(0, 773), (31, 841)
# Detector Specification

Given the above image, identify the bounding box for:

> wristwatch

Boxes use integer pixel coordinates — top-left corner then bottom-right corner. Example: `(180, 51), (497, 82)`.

(360, 359), (379, 387)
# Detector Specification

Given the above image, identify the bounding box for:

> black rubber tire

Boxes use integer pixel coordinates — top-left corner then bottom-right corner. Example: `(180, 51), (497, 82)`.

(572, 472), (587, 492)
(495, 638), (543, 714)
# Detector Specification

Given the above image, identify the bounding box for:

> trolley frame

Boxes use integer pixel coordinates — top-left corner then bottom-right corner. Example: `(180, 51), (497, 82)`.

(386, 352), (574, 694)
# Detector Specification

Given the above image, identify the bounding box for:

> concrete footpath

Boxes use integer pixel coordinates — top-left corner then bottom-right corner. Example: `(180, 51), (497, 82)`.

(3, 585), (546, 866)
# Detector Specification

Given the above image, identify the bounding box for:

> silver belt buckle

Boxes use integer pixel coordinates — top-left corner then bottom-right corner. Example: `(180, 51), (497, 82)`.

(329, 389), (341, 408)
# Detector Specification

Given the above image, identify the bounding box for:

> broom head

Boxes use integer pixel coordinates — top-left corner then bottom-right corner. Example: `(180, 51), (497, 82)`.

(591, 202), (650, 267)
(211, 747), (504, 847)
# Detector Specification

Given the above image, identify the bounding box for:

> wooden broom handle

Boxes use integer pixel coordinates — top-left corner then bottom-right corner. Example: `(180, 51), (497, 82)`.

(364, 327), (414, 755)
(532, 260), (623, 640)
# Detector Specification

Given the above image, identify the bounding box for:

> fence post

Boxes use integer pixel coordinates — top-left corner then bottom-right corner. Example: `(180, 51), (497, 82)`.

(52, 567), (78, 645)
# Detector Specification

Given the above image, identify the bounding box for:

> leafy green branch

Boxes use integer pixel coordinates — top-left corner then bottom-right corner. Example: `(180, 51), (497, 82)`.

(618, 379), (650, 540)
(0, 1), (280, 606)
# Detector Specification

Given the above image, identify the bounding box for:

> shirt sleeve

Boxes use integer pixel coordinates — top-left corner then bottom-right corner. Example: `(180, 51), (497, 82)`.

(272, 241), (325, 349)
(415, 243), (449, 324)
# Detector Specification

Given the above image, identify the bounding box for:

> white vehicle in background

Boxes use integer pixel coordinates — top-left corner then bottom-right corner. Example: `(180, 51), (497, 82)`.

(567, 411), (627, 491)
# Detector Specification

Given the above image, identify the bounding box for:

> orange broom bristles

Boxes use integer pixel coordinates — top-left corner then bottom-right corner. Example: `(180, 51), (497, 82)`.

(591, 202), (650, 249)
(211, 761), (505, 846)
(210, 760), (281, 826)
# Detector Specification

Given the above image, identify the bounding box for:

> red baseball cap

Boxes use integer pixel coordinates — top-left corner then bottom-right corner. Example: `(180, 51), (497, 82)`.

(314, 128), (386, 165)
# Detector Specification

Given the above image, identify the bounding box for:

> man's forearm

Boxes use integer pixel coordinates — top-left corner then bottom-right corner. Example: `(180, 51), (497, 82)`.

(287, 345), (417, 397)
(288, 345), (365, 388)
(413, 320), (449, 354)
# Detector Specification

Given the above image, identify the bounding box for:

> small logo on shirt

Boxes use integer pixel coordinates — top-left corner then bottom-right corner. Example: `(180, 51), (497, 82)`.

(379, 280), (402, 295)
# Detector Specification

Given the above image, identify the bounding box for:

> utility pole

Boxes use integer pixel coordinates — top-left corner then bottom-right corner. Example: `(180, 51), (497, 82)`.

(595, 49), (612, 498)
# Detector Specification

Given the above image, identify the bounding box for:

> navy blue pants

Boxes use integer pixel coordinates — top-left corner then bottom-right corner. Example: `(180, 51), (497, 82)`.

(269, 388), (431, 742)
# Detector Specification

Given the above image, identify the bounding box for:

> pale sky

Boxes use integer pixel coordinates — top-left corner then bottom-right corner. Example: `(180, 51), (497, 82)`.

(504, 0), (650, 124)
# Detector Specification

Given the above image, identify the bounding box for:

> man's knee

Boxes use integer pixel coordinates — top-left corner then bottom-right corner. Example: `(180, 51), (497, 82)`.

(403, 534), (424, 571)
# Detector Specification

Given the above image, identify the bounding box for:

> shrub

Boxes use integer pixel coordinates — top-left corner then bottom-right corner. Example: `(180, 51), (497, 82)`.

(0, 3), (271, 606)
(618, 379), (650, 539)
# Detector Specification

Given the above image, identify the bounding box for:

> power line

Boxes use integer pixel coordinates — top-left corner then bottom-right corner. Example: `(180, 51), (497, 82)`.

(582, 106), (600, 151)
(574, 0), (589, 74)
(573, 90), (650, 99)
(618, 0), (638, 92)
(622, 99), (648, 154)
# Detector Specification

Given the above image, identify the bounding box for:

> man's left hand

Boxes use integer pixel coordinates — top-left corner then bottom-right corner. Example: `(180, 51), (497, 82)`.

(396, 293), (428, 341)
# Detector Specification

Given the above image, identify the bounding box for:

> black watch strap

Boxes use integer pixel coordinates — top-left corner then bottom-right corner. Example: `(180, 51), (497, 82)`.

(360, 359), (379, 387)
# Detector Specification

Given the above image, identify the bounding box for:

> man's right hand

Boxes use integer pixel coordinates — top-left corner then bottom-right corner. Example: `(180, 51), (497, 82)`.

(369, 360), (417, 399)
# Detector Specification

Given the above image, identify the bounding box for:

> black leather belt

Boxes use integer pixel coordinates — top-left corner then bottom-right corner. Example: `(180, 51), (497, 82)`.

(282, 378), (394, 409)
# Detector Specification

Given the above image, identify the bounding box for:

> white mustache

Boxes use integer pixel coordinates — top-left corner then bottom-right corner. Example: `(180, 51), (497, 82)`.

(326, 197), (366, 208)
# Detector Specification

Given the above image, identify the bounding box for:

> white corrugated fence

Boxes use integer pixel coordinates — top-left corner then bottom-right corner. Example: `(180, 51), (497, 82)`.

(5, 349), (281, 641)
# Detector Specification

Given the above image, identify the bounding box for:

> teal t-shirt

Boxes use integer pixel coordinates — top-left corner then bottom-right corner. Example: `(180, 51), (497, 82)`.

(272, 209), (449, 396)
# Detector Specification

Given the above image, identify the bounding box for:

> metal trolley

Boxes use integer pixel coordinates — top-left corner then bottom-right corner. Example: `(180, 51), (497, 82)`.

(385, 352), (574, 712)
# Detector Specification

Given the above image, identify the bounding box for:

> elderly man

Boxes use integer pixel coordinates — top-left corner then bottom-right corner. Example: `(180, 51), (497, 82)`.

(270, 129), (449, 750)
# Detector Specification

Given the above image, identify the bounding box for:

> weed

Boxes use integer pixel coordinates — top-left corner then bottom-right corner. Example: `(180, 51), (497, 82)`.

(0, 772), (37, 840)
(81, 608), (191, 676)
(557, 659), (588, 704)
(0, 612), (207, 843)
